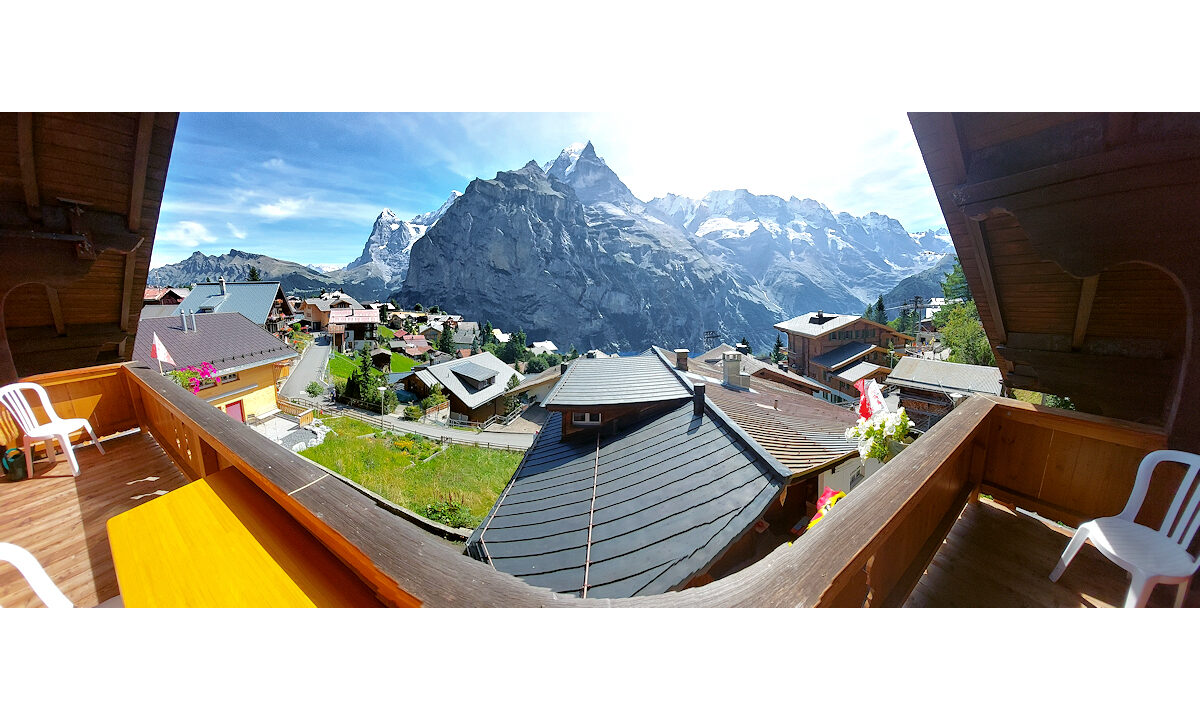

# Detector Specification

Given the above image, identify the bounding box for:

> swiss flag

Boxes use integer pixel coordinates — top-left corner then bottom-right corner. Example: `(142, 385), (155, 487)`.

(151, 333), (176, 366)
(854, 378), (887, 420)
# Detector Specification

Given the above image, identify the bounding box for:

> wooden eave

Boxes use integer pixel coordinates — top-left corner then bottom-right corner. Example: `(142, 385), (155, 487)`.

(909, 112), (1200, 452)
(0, 112), (180, 382)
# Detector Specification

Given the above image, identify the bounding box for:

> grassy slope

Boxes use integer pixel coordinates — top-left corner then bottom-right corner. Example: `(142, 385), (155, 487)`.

(328, 351), (358, 379)
(391, 353), (417, 372)
(299, 435), (520, 525)
(378, 325), (396, 339)
(321, 415), (379, 437)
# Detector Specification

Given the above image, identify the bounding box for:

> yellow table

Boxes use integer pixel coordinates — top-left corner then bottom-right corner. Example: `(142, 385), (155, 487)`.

(107, 467), (382, 607)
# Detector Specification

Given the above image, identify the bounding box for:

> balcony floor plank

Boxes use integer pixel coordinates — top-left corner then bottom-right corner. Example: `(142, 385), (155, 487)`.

(907, 497), (1199, 608)
(0, 431), (191, 608)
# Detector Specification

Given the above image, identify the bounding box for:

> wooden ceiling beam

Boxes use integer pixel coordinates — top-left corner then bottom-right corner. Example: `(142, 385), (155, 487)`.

(1071, 275), (1099, 350)
(963, 217), (1007, 345)
(1105, 113), (1135, 149)
(119, 237), (145, 332)
(16, 112), (40, 219)
(128, 112), (155, 232)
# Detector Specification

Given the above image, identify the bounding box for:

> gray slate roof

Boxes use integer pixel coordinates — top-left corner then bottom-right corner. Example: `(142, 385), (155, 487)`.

(541, 354), (691, 407)
(305, 291), (363, 312)
(810, 341), (877, 370)
(173, 282), (289, 325)
(133, 314), (297, 374)
(885, 356), (1003, 395)
(418, 352), (522, 409)
(774, 312), (862, 338)
(452, 361), (497, 384)
(465, 402), (787, 598)
(836, 360), (886, 384)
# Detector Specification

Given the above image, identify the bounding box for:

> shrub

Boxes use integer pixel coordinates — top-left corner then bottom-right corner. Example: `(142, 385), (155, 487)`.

(305, 381), (323, 397)
(403, 405), (422, 421)
(422, 496), (478, 528)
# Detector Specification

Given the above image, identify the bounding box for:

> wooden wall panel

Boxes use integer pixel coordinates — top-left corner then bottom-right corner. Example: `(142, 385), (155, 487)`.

(2, 283), (56, 329)
(983, 414), (1053, 498)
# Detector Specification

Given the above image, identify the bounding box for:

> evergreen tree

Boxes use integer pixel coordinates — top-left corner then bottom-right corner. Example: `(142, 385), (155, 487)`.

(739, 336), (752, 355)
(567, 345), (579, 361)
(471, 334), (481, 355)
(503, 375), (521, 414)
(437, 325), (455, 354)
(874, 295), (886, 323)
(941, 259), (972, 301)
(772, 334), (784, 363)
(483, 320), (494, 339)
(414, 302), (423, 311)
(247, 266), (261, 281)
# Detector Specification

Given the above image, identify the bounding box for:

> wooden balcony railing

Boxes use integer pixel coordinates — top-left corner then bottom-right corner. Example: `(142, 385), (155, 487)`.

(6, 364), (1173, 607)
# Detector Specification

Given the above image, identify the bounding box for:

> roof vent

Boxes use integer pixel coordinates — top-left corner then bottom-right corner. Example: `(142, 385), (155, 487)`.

(693, 383), (706, 415)
(560, 363), (569, 375)
(218, 277), (227, 295)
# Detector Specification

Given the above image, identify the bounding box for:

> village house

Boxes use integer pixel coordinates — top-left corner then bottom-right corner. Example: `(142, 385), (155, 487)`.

(300, 290), (362, 330)
(142, 286), (190, 305)
(884, 356), (1003, 431)
(504, 362), (570, 404)
(774, 311), (912, 399)
(388, 333), (431, 358)
(327, 307), (378, 353)
(132, 313), (297, 423)
(529, 340), (558, 355)
(172, 279), (297, 333)
(465, 347), (872, 598)
(403, 351), (523, 424)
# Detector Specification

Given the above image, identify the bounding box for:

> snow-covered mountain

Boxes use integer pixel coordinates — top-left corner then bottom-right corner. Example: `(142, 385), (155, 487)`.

(646, 189), (952, 311)
(307, 262), (345, 273)
(342, 191), (463, 285)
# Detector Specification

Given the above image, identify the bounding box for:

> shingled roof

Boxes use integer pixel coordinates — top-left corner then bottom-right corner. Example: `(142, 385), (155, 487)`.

(132, 314), (297, 374)
(173, 281), (292, 325)
(541, 354), (691, 407)
(465, 400), (788, 598)
(810, 341), (878, 371)
(886, 356), (1003, 396)
(418, 352), (522, 409)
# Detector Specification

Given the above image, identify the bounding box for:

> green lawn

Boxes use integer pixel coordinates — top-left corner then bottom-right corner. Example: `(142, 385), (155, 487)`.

(299, 433), (520, 528)
(378, 325), (396, 339)
(320, 415), (380, 438)
(391, 353), (417, 372)
(328, 351), (358, 379)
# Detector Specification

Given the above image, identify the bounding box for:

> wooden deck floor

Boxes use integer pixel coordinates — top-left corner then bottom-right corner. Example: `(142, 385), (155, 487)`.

(906, 497), (1200, 608)
(0, 431), (191, 608)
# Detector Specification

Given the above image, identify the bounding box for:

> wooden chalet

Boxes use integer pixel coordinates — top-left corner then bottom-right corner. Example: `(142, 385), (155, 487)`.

(773, 311), (912, 398)
(2, 111), (1197, 608)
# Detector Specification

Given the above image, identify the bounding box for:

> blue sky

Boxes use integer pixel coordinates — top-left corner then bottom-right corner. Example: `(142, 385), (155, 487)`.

(153, 112), (947, 269)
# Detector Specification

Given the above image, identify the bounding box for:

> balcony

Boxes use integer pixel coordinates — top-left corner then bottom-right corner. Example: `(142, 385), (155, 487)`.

(1, 363), (1194, 607)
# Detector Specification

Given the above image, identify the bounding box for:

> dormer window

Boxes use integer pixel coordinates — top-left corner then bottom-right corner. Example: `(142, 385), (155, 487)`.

(572, 412), (602, 426)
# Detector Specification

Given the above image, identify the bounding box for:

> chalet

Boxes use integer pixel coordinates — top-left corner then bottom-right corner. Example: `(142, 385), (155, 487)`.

(452, 321), (480, 351)
(505, 362), (570, 404)
(492, 328), (512, 343)
(884, 357), (1002, 430)
(327, 307), (378, 353)
(301, 290), (362, 330)
(774, 311), (912, 398)
(5, 112), (1198, 611)
(529, 340), (558, 355)
(173, 279), (297, 333)
(142, 286), (190, 305)
(389, 333), (431, 358)
(403, 352), (523, 424)
(132, 313), (297, 423)
(370, 348), (392, 370)
(465, 348), (870, 597)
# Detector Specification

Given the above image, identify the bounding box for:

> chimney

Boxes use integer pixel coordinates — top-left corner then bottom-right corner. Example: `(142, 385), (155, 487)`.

(722, 351), (744, 387)
(693, 383), (706, 415)
(218, 277), (227, 295)
(817, 310), (824, 319)
(674, 348), (689, 371)
(560, 363), (569, 375)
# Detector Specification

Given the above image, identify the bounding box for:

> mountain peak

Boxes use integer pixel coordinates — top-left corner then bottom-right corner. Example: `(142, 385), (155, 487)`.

(578, 140), (598, 160)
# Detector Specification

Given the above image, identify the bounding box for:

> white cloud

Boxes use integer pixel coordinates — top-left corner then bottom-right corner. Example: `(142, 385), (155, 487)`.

(226, 222), (247, 239)
(157, 220), (218, 248)
(253, 197), (309, 220)
(262, 157), (287, 170)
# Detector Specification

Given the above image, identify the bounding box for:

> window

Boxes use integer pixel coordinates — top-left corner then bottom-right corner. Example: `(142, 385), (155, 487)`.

(572, 412), (602, 425)
(830, 333), (836, 340)
(854, 330), (861, 338)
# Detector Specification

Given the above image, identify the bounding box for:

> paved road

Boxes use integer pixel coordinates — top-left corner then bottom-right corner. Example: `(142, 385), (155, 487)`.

(281, 333), (332, 399)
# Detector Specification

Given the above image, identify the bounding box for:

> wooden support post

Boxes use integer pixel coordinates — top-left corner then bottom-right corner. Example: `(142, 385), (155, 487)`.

(128, 113), (155, 232)
(1071, 275), (1100, 351)
(45, 286), (65, 336)
(17, 112), (40, 219)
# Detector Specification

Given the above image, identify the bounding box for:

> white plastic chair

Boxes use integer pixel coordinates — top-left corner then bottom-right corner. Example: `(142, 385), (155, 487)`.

(0, 381), (105, 478)
(0, 542), (73, 608)
(1050, 449), (1200, 608)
